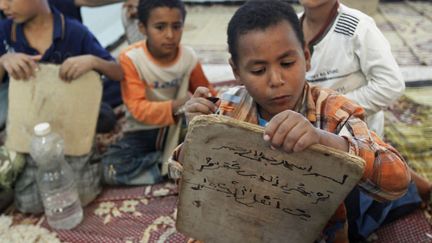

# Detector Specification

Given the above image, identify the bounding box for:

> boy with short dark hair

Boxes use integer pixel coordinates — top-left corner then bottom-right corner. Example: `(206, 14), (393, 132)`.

(171, 1), (416, 242)
(102, 0), (215, 185)
(0, 0), (123, 213)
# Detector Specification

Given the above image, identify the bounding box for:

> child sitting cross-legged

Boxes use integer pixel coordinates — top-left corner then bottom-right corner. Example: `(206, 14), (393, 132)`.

(102, 0), (216, 185)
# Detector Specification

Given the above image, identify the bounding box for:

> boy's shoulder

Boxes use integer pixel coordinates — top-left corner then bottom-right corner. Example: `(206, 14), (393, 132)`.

(181, 45), (198, 57)
(121, 41), (146, 56)
(333, 4), (376, 38)
(120, 42), (197, 66)
(61, 14), (91, 37)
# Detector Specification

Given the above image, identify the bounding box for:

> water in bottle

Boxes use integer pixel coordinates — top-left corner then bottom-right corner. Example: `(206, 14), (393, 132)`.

(30, 122), (83, 230)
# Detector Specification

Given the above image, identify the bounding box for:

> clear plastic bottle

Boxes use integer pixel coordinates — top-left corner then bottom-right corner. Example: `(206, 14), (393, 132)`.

(30, 122), (83, 230)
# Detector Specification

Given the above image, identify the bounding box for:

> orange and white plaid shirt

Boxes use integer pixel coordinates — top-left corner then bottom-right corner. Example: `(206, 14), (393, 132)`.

(171, 83), (410, 243)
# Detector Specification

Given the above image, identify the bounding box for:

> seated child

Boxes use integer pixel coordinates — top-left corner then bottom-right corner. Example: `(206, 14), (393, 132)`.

(299, 0), (403, 139)
(170, 1), (419, 242)
(0, 0), (124, 213)
(102, 0), (215, 185)
(299, 1), (428, 240)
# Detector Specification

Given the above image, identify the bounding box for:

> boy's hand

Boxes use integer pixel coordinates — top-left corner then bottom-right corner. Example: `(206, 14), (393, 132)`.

(0, 53), (41, 80)
(59, 55), (95, 82)
(172, 93), (192, 116)
(264, 110), (322, 153)
(184, 87), (219, 125)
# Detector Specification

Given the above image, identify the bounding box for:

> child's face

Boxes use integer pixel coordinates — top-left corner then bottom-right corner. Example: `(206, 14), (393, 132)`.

(0, 0), (39, 23)
(230, 20), (311, 121)
(139, 7), (184, 60)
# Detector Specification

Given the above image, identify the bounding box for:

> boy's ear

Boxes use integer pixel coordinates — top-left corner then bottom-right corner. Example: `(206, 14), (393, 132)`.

(138, 22), (147, 36)
(229, 58), (242, 84)
(303, 44), (311, 71)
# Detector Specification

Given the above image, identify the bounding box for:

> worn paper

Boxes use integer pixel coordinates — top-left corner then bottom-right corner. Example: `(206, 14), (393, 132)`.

(6, 64), (102, 156)
(177, 115), (365, 243)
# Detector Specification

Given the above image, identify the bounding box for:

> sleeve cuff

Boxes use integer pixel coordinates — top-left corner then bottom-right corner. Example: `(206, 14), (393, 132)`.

(342, 136), (359, 156)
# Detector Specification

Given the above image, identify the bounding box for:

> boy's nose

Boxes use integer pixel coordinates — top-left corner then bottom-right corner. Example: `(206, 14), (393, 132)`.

(166, 28), (174, 39)
(269, 69), (286, 87)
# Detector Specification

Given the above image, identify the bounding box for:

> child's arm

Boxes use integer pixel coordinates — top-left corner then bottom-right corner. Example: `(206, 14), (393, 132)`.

(120, 52), (190, 126)
(265, 95), (410, 202)
(59, 55), (123, 82)
(0, 53), (41, 81)
(346, 18), (405, 115)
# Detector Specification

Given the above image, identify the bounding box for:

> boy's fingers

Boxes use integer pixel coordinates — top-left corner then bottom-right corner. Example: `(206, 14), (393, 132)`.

(292, 133), (311, 153)
(186, 100), (215, 114)
(272, 117), (296, 148)
(2, 62), (12, 74)
(27, 56), (41, 72)
(199, 97), (218, 112)
(30, 55), (42, 61)
(282, 123), (305, 152)
(59, 63), (66, 80)
(192, 87), (210, 98)
(15, 61), (31, 80)
(22, 58), (38, 78)
(71, 68), (84, 81)
(264, 111), (290, 141)
(8, 60), (24, 80)
(65, 67), (77, 81)
(59, 62), (72, 81)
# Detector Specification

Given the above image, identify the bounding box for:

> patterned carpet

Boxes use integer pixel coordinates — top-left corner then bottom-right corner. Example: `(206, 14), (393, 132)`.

(385, 87), (432, 181)
(6, 182), (432, 243)
(378, 2), (432, 66)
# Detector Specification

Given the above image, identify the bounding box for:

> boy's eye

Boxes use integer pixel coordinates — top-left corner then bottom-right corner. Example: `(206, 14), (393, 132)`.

(172, 24), (183, 30)
(155, 25), (165, 30)
(251, 68), (266, 75)
(281, 61), (295, 67)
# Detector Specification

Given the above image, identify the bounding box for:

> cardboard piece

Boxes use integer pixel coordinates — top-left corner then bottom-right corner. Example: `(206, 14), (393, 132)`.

(177, 115), (365, 243)
(6, 64), (102, 156)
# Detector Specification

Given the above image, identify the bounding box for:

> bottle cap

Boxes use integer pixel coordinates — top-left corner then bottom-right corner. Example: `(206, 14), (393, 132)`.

(34, 122), (51, 136)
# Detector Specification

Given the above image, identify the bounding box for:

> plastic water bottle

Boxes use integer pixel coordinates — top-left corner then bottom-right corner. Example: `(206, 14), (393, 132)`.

(30, 122), (83, 230)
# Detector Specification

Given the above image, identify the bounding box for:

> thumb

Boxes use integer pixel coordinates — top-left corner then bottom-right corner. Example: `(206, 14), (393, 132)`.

(30, 55), (42, 61)
(192, 87), (210, 98)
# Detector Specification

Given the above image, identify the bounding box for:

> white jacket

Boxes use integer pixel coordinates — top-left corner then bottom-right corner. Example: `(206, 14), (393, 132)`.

(300, 4), (404, 137)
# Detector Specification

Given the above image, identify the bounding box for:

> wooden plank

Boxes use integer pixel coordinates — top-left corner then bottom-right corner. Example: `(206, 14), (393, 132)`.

(5, 64), (102, 156)
(177, 115), (365, 243)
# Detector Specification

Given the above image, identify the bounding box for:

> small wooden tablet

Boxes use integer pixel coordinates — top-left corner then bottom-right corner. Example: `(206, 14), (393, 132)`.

(177, 115), (365, 243)
(6, 64), (102, 156)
